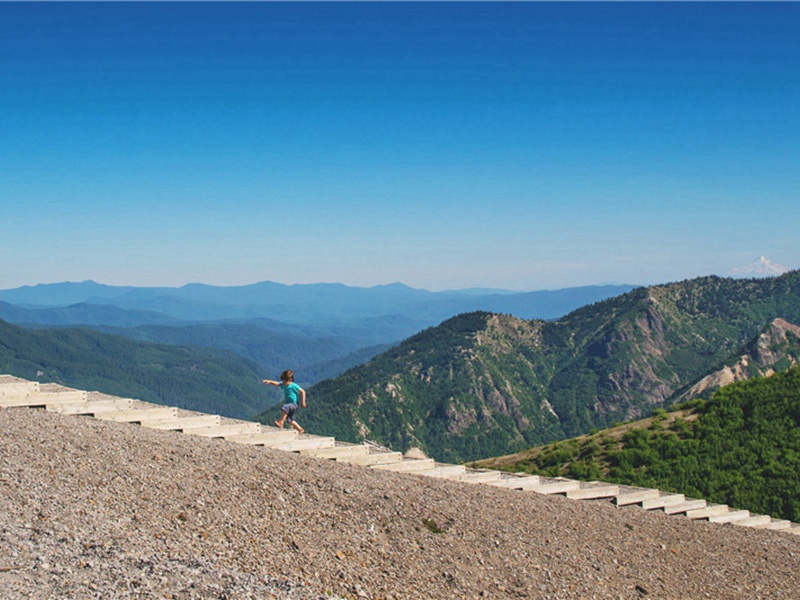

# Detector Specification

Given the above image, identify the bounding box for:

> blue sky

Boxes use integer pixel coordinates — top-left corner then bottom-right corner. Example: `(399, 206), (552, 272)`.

(2, 2), (799, 291)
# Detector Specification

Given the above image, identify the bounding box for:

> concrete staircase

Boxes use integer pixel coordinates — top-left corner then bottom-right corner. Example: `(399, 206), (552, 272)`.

(3, 374), (799, 536)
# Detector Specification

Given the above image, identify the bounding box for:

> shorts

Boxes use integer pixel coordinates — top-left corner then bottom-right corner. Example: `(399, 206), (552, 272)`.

(281, 402), (299, 422)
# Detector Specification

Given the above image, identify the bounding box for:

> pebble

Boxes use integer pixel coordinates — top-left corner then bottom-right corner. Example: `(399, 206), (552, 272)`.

(2, 407), (800, 599)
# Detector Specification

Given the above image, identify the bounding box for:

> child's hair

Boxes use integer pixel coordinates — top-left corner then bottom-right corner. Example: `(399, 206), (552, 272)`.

(280, 369), (294, 383)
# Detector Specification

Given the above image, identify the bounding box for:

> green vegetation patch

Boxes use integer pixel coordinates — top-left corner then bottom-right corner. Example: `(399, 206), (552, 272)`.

(474, 366), (800, 522)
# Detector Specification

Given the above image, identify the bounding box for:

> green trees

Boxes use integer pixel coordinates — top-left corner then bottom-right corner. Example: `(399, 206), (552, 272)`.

(478, 366), (800, 522)
(0, 319), (269, 419)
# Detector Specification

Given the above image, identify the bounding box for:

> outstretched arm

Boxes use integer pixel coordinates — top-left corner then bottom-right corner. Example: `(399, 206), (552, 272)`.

(262, 379), (280, 386)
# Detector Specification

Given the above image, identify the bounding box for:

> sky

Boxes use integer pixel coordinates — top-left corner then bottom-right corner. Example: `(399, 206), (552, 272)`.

(1, 2), (799, 292)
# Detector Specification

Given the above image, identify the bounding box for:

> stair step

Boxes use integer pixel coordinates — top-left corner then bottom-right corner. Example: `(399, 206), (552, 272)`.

(450, 470), (504, 484)
(1, 389), (87, 407)
(708, 510), (751, 523)
(181, 422), (261, 438)
(96, 407), (178, 422)
(760, 520), (792, 531)
(338, 452), (404, 467)
(490, 475), (542, 490)
(732, 515), (772, 528)
(142, 415), (222, 430)
(410, 464), (468, 478)
(373, 458), (436, 473)
(642, 492), (686, 510)
(301, 445), (371, 460)
(0, 381), (40, 403)
(47, 399), (134, 415)
(264, 436), (336, 451)
(663, 499), (707, 515)
(226, 430), (298, 445)
(34, 390), (89, 404)
(566, 483), (619, 500)
(615, 488), (661, 506)
(642, 494), (686, 510)
(529, 480), (582, 495)
(686, 504), (730, 520)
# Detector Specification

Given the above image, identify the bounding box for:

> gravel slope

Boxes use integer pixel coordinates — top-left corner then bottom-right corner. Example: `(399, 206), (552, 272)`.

(2, 407), (800, 599)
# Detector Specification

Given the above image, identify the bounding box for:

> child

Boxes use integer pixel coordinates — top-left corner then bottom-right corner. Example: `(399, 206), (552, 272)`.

(262, 370), (306, 434)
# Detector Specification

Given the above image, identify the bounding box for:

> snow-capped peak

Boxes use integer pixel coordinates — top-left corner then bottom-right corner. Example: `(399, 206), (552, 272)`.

(731, 256), (789, 278)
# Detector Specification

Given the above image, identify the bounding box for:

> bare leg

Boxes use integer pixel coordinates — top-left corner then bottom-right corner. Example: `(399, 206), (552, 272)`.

(290, 421), (304, 434)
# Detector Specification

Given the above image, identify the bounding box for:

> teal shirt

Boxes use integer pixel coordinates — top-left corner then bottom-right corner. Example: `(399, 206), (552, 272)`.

(280, 382), (302, 404)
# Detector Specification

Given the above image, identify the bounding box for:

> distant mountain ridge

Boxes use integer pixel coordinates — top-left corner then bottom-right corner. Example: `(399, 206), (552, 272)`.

(0, 280), (139, 307)
(0, 301), (182, 327)
(301, 270), (800, 463)
(0, 281), (636, 385)
(0, 280), (636, 324)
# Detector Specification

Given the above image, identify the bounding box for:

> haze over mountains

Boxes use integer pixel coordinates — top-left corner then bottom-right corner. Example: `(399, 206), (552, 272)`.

(0, 280), (635, 385)
(0, 280), (635, 324)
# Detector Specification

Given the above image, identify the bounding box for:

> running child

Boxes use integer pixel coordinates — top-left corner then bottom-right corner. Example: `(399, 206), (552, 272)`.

(262, 370), (306, 433)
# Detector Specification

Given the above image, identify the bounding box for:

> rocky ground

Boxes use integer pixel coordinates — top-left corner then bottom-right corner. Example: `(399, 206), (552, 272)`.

(2, 407), (800, 599)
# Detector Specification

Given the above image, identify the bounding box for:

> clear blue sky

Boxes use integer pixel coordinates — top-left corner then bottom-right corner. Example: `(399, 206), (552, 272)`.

(2, 2), (799, 291)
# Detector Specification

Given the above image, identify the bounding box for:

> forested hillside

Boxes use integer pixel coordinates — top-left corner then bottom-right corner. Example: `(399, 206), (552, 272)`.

(299, 271), (800, 463)
(473, 366), (800, 523)
(0, 319), (270, 419)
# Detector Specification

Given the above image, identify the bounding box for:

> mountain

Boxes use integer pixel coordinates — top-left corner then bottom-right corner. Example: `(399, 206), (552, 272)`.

(675, 317), (800, 402)
(0, 281), (635, 386)
(0, 280), (138, 307)
(298, 270), (800, 463)
(471, 366), (800, 523)
(0, 301), (182, 327)
(731, 256), (789, 278)
(0, 280), (636, 328)
(0, 318), (270, 419)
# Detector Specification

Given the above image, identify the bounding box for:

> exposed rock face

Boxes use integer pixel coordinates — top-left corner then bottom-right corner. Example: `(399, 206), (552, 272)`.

(680, 318), (800, 401)
(593, 302), (682, 417)
(3, 407), (800, 599)
(753, 318), (800, 366)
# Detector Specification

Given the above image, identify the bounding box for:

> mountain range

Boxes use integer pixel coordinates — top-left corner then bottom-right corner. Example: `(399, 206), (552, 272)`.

(0, 279), (636, 324)
(4, 272), (799, 465)
(0, 280), (635, 384)
(299, 270), (800, 463)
